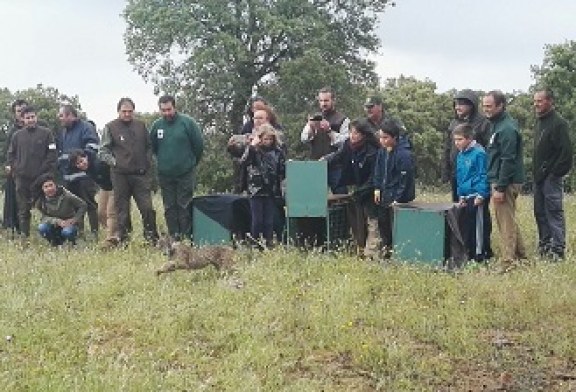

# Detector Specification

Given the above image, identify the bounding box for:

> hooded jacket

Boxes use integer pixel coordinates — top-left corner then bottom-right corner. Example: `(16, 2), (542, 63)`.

(443, 89), (492, 181)
(456, 141), (490, 199)
(372, 137), (415, 205)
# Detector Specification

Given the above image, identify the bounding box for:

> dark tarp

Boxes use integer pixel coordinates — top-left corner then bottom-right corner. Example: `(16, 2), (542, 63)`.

(193, 194), (251, 238)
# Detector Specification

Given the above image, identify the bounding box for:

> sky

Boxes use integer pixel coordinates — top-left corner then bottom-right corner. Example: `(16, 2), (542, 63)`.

(375, 0), (576, 93)
(1, 0), (575, 127)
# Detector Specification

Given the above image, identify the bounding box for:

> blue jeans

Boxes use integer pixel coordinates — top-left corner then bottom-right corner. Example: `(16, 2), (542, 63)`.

(38, 222), (78, 246)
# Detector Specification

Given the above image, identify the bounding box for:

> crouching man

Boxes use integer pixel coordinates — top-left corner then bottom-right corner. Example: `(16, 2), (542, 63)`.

(34, 173), (87, 246)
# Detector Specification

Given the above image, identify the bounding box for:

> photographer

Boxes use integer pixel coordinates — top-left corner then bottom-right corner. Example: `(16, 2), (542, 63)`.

(239, 124), (286, 248)
(300, 87), (349, 194)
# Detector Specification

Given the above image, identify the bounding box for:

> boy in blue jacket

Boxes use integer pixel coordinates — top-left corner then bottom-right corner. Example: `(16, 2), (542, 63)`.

(373, 119), (415, 257)
(453, 124), (492, 261)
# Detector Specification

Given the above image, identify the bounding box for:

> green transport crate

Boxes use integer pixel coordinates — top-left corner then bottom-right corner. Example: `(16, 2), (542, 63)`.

(285, 160), (350, 249)
(393, 202), (453, 264)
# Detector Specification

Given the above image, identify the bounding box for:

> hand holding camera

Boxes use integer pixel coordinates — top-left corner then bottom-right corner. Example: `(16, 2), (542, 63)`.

(308, 113), (330, 133)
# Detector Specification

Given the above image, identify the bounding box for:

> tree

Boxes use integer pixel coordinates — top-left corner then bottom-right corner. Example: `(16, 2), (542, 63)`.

(531, 40), (576, 126)
(123, 0), (394, 132)
(0, 88), (13, 138)
(14, 84), (83, 132)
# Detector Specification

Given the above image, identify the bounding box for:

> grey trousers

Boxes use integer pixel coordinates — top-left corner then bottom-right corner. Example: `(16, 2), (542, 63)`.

(533, 175), (566, 254)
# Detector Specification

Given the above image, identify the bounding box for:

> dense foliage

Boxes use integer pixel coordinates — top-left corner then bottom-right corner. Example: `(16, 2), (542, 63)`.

(123, 0), (393, 132)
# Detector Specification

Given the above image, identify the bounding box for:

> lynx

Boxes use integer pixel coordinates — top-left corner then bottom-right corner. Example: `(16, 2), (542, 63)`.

(156, 236), (235, 275)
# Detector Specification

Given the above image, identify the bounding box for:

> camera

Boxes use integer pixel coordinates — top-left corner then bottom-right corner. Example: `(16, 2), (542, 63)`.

(309, 113), (323, 121)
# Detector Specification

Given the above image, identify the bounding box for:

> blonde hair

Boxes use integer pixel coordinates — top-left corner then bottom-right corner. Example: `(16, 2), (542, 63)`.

(255, 124), (278, 147)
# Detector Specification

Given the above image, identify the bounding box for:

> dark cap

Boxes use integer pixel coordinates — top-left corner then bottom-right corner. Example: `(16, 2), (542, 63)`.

(364, 95), (383, 107)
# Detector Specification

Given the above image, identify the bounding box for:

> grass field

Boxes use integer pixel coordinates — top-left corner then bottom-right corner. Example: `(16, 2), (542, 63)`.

(1, 193), (576, 391)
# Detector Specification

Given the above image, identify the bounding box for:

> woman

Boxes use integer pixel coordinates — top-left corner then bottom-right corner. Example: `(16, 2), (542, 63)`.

(323, 119), (379, 257)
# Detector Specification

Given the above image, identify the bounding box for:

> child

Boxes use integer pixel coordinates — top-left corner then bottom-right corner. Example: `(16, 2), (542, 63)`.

(373, 119), (416, 257)
(453, 123), (492, 261)
(34, 173), (87, 246)
(239, 124), (286, 247)
(323, 119), (379, 257)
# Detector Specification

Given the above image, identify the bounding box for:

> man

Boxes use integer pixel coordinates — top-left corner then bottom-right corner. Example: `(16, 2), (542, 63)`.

(7, 106), (58, 238)
(300, 87), (349, 194)
(483, 90), (526, 263)
(150, 95), (204, 241)
(2, 99), (28, 234)
(532, 88), (573, 260)
(363, 95), (386, 134)
(99, 97), (159, 246)
(57, 104), (100, 236)
(443, 89), (492, 201)
(363, 94), (411, 147)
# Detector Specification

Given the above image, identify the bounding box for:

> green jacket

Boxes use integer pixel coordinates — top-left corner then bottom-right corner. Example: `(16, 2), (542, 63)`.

(150, 113), (204, 177)
(486, 111), (525, 191)
(533, 109), (573, 184)
(36, 187), (87, 225)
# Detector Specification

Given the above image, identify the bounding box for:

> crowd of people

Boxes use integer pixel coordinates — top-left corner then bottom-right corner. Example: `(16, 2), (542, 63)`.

(3, 95), (204, 249)
(1, 86), (573, 265)
(230, 86), (573, 264)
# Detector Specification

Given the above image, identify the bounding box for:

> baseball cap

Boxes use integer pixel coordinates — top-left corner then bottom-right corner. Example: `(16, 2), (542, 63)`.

(364, 96), (383, 107)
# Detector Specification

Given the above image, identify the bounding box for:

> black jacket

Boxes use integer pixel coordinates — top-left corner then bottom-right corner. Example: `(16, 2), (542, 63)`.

(7, 126), (57, 180)
(84, 149), (113, 191)
(240, 145), (286, 197)
(533, 109), (573, 183)
(325, 138), (379, 203)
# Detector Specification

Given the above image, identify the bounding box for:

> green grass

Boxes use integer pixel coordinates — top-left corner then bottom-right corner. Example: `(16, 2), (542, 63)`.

(1, 194), (576, 391)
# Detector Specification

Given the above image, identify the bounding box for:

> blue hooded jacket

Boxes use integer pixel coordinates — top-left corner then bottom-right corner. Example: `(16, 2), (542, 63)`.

(456, 141), (490, 199)
(372, 137), (415, 205)
(57, 119), (99, 181)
